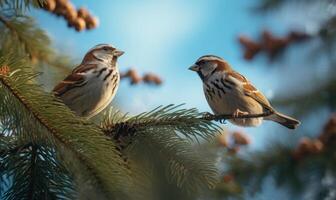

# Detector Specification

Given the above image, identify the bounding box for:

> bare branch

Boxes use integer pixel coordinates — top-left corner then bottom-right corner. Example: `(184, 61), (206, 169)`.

(200, 110), (274, 121)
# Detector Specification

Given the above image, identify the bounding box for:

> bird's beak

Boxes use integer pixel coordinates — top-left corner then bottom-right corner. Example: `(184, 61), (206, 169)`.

(189, 64), (200, 72)
(113, 50), (124, 57)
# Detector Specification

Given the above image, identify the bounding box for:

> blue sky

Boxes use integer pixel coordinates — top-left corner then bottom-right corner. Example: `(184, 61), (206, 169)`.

(32, 0), (330, 149)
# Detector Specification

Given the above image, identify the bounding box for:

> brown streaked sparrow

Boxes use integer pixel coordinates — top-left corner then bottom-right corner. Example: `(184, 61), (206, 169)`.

(189, 55), (300, 129)
(53, 44), (124, 118)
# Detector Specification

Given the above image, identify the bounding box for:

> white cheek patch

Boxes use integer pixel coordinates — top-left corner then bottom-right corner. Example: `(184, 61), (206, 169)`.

(202, 63), (217, 77)
(93, 51), (110, 62)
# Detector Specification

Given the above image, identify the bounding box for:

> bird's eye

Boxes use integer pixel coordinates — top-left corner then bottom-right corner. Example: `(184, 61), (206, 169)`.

(103, 47), (109, 51)
(196, 60), (205, 65)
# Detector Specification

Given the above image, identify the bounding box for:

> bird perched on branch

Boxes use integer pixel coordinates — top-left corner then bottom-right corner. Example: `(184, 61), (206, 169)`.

(53, 44), (124, 118)
(189, 55), (300, 129)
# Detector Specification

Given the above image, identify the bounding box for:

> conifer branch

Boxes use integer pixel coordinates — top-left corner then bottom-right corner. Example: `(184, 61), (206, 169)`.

(0, 75), (103, 197)
(0, 14), (53, 62)
(0, 56), (135, 199)
(0, 0), (44, 10)
(101, 106), (220, 194)
(1, 141), (75, 199)
(102, 105), (220, 142)
(103, 107), (273, 143)
(27, 144), (37, 200)
(0, 14), (34, 59)
(201, 110), (274, 122)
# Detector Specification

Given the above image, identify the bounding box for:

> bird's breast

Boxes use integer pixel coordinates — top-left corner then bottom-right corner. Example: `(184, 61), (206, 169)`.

(203, 76), (263, 114)
(203, 76), (264, 127)
(79, 65), (119, 117)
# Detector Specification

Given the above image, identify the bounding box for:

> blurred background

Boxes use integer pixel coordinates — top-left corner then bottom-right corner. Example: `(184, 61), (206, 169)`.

(27, 0), (336, 199)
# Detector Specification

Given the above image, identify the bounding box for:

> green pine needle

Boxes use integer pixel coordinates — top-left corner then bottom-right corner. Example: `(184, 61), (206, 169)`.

(0, 55), (135, 199)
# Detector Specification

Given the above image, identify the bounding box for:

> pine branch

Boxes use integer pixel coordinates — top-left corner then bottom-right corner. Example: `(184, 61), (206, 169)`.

(222, 142), (336, 199)
(101, 105), (273, 162)
(27, 144), (37, 200)
(141, 130), (219, 191)
(101, 106), (221, 195)
(200, 110), (274, 122)
(102, 105), (221, 142)
(272, 77), (336, 116)
(128, 130), (219, 197)
(1, 140), (75, 200)
(0, 0), (45, 11)
(255, 0), (336, 12)
(0, 14), (53, 62)
(0, 56), (135, 199)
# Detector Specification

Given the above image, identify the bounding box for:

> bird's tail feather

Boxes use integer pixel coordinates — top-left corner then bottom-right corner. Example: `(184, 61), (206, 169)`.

(265, 112), (300, 129)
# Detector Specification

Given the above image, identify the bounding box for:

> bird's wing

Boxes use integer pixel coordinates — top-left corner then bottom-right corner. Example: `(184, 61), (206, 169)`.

(72, 63), (97, 73)
(227, 71), (274, 111)
(53, 73), (87, 96)
(53, 64), (97, 96)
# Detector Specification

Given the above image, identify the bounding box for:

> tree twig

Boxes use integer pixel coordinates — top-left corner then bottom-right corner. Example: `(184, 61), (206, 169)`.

(200, 110), (274, 121)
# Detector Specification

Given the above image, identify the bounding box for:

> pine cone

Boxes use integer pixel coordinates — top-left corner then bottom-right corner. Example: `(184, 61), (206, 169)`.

(232, 131), (250, 145)
(77, 7), (90, 19)
(238, 35), (262, 60)
(42, 0), (56, 11)
(86, 16), (99, 29)
(64, 7), (77, 21)
(217, 134), (229, 147)
(143, 73), (162, 85)
(311, 139), (323, 153)
(261, 30), (289, 59)
(73, 17), (86, 31)
(223, 174), (234, 183)
(297, 137), (311, 152)
(127, 69), (142, 85)
(318, 114), (336, 144)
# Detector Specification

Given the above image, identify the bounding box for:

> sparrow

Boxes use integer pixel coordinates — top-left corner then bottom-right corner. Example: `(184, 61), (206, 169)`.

(189, 55), (300, 129)
(53, 44), (124, 118)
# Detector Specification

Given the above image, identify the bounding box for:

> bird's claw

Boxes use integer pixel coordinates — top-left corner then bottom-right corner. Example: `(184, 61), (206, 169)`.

(233, 109), (249, 118)
(217, 119), (227, 124)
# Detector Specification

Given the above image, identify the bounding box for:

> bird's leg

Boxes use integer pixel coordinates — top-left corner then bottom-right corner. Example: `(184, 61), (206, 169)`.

(232, 109), (249, 118)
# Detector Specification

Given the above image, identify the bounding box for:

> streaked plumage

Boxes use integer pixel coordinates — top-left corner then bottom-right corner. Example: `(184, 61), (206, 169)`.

(189, 55), (300, 129)
(53, 44), (124, 118)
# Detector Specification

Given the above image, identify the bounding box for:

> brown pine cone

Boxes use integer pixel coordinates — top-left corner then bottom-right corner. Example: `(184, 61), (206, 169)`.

(217, 134), (229, 147)
(73, 17), (86, 31)
(143, 74), (162, 85)
(126, 69), (142, 84)
(86, 16), (99, 29)
(238, 35), (262, 60)
(64, 7), (77, 21)
(223, 174), (234, 183)
(261, 30), (289, 58)
(311, 139), (323, 153)
(297, 137), (311, 152)
(42, 0), (56, 11)
(318, 114), (336, 144)
(77, 7), (90, 19)
(232, 131), (250, 145)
